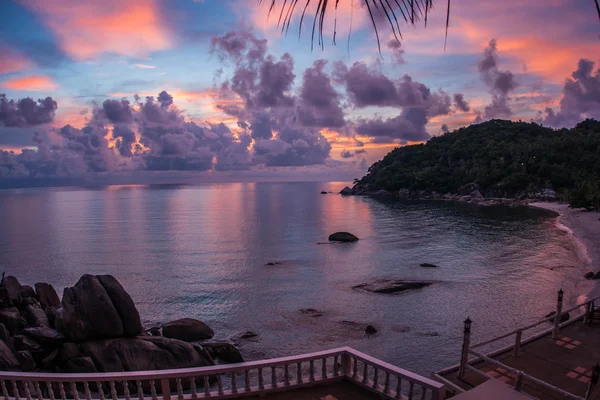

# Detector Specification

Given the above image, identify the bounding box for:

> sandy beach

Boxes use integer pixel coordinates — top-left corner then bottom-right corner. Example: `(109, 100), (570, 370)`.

(530, 202), (600, 300)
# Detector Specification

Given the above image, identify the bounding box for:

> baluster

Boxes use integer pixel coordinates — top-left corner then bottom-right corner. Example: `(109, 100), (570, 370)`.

(83, 382), (91, 400)
(190, 378), (197, 399)
(217, 375), (224, 396)
(45, 382), (55, 400)
(123, 381), (131, 400)
(70, 383), (80, 400)
(383, 373), (391, 395)
(395, 377), (402, 400)
(271, 367), (277, 388)
(231, 373), (237, 394)
(297, 363), (303, 384)
(33, 382), (42, 400)
(352, 358), (358, 380)
(202, 377), (210, 397)
(372, 368), (379, 390)
(408, 382), (414, 400)
(420, 386), (427, 400)
(284, 365), (290, 386)
(58, 382), (66, 400)
(258, 368), (264, 390)
(135, 381), (143, 400)
(321, 358), (327, 379)
(244, 370), (250, 392)
(24, 381), (32, 400)
(1, 381), (9, 400)
(176, 378), (183, 400)
(109, 382), (117, 400)
(362, 363), (368, 384)
(333, 355), (339, 377)
(12, 380), (20, 400)
(309, 360), (315, 382)
(97, 382), (105, 400)
(149, 380), (156, 400)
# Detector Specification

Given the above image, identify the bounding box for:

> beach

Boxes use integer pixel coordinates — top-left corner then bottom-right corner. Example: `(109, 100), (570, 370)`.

(530, 202), (600, 300)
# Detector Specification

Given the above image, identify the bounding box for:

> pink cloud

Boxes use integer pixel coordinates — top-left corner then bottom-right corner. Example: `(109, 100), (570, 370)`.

(1, 75), (58, 91)
(19, 0), (172, 60)
(0, 44), (34, 74)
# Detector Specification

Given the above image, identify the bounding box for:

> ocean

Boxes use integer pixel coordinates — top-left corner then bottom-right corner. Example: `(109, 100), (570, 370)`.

(0, 181), (590, 375)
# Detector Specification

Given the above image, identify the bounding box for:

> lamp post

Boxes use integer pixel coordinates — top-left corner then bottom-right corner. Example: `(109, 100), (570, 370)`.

(459, 317), (472, 380)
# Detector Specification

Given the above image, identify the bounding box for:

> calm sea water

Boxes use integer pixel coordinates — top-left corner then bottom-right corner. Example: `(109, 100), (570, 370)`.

(0, 182), (590, 375)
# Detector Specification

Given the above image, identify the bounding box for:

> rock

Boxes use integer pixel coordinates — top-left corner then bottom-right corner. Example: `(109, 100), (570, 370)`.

(594, 271), (600, 280)
(81, 336), (214, 372)
(545, 311), (570, 322)
(0, 307), (25, 335)
(41, 349), (59, 370)
(0, 286), (11, 308)
(25, 305), (50, 328)
(391, 325), (411, 333)
(148, 327), (161, 337)
(328, 232), (359, 242)
(422, 331), (440, 337)
(239, 331), (258, 339)
(0, 323), (14, 351)
(20, 285), (35, 299)
(420, 263), (439, 268)
(35, 283), (60, 308)
(264, 261), (285, 266)
(365, 325), (378, 335)
(96, 275), (143, 337)
(45, 307), (59, 329)
(3, 276), (22, 304)
(320, 191), (327, 194)
(16, 350), (36, 371)
(470, 190), (484, 201)
(374, 190), (391, 196)
(65, 357), (98, 373)
(162, 318), (214, 342)
(23, 327), (65, 347)
(14, 335), (42, 353)
(201, 340), (243, 364)
(300, 308), (324, 317)
(340, 186), (354, 195)
(0, 340), (20, 371)
(59, 343), (81, 363)
(398, 189), (410, 199)
(585, 272), (595, 279)
(458, 183), (480, 196)
(61, 275), (125, 342)
(353, 279), (433, 295)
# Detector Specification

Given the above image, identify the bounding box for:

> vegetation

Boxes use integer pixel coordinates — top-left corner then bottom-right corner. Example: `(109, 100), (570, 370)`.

(353, 119), (600, 209)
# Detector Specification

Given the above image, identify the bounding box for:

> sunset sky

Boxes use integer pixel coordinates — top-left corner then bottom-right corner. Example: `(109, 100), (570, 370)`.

(1, 0), (599, 185)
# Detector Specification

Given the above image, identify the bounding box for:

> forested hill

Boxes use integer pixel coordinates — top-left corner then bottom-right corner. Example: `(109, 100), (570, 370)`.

(353, 119), (600, 208)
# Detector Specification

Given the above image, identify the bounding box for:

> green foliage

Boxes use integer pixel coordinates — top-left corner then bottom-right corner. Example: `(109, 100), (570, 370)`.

(354, 119), (600, 209)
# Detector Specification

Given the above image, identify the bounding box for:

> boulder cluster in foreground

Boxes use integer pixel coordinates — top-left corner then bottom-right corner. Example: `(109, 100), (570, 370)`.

(0, 274), (242, 373)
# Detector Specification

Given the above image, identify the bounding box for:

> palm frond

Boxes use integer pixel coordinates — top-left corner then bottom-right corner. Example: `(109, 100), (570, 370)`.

(258, 0), (600, 54)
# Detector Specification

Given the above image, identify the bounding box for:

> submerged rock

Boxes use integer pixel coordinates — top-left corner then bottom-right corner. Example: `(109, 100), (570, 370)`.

(238, 331), (258, 339)
(264, 261), (285, 266)
(162, 318), (214, 342)
(420, 263), (439, 268)
(328, 232), (359, 242)
(353, 279), (433, 295)
(365, 325), (378, 335)
(300, 308), (324, 317)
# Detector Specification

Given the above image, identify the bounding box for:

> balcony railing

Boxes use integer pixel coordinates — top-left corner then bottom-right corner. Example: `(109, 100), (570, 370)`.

(0, 347), (445, 400)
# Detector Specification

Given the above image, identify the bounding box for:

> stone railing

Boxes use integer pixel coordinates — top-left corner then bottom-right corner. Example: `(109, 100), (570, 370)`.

(0, 347), (445, 400)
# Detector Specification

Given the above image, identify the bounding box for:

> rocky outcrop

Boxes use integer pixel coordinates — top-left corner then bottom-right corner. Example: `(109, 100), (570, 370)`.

(340, 186), (355, 195)
(96, 275), (143, 337)
(3, 276), (22, 305)
(353, 279), (433, 294)
(81, 337), (213, 372)
(201, 340), (244, 363)
(163, 318), (214, 342)
(328, 232), (359, 242)
(35, 283), (60, 308)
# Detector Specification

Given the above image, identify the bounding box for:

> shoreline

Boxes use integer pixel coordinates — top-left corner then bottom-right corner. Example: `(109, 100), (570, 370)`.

(528, 202), (600, 301)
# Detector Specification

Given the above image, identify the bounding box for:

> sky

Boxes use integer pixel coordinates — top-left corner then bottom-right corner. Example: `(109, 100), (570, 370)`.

(0, 0), (599, 187)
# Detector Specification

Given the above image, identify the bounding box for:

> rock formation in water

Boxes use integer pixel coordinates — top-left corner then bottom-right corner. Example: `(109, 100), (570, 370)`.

(328, 232), (359, 242)
(353, 279), (433, 294)
(0, 274), (242, 373)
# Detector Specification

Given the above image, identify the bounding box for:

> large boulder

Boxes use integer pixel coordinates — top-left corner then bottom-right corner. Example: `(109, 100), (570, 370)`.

(59, 343), (82, 364)
(61, 275), (124, 342)
(23, 327), (65, 347)
(201, 340), (244, 363)
(3, 276), (22, 305)
(64, 357), (97, 373)
(0, 340), (20, 371)
(470, 190), (484, 201)
(35, 283), (60, 308)
(0, 307), (25, 335)
(16, 350), (36, 371)
(25, 305), (50, 328)
(0, 287), (11, 308)
(81, 336), (214, 372)
(96, 275), (143, 337)
(458, 183), (480, 196)
(328, 232), (359, 242)
(340, 186), (354, 195)
(163, 318), (214, 342)
(20, 286), (36, 299)
(0, 323), (14, 352)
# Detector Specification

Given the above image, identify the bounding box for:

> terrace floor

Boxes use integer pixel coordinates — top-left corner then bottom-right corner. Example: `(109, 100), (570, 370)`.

(440, 321), (600, 399)
(246, 381), (381, 399)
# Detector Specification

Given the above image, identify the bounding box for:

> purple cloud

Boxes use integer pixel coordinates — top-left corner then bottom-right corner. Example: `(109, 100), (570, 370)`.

(0, 95), (57, 127)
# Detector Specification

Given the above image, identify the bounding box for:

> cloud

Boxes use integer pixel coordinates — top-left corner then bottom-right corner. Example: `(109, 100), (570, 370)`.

(387, 40), (405, 64)
(441, 123), (449, 133)
(19, 0), (172, 60)
(340, 148), (367, 158)
(0, 94), (58, 127)
(540, 59), (600, 128)
(0, 44), (34, 75)
(453, 93), (470, 112)
(1, 75), (58, 91)
(133, 64), (156, 69)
